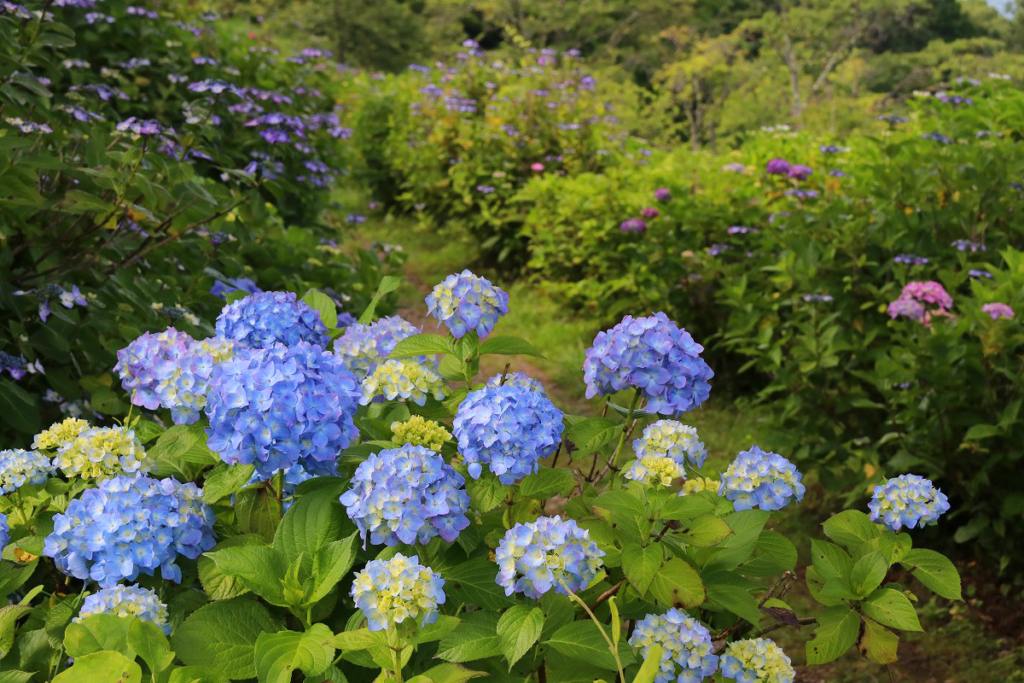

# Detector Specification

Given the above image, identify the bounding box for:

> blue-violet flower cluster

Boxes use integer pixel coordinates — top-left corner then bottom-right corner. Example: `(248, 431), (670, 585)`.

(0, 449), (53, 493)
(425, 270), (509, 338)
(77, 585), (170, 633)
(628, 609), (719, 683)
(215, 291), (329, 349)
(868, 474), (950, 532)
(720, 638), (795, 683)
(333, 315), (420, 377)
(719, 446), (805, 512)
(495, 516), (604, 599)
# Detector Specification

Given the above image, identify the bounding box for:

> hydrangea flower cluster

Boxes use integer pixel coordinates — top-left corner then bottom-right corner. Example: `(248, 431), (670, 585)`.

(333, 315), (420, 377)
(620, 218), (647, 233)
(720, 446), (805, 511)
(487, 371), (545, 393)
(43, 475), (216, 587)
(868, 474), (950, 532)
(360, 359), (446, 406)
(77, 585), (170, 634)
(351, 554), (445, 632)
(681, 477), (721, 495)
(633, 421), (707, 469)
(583, 313), (713, 415)
(495, 516), (604, 599)
(0, 449), (53, 494)
(425, 270), (509, 338)
(116, 329), (235, 425)
(624, 455), (684, 486)
(981, 302), (1015, 320)
(391, 415), (452, 451)
(628, 609), (719, 683)
(205, 342), (360, 478)
(32, 417), (90, 451)
(720, 638), (795, 683)
(215, 291), (329, 349)
(0, 513), (8, 550)
(340, 444), (470, 546)
(453, 384), (563, 484)
(888, 281), (954, 325)
(54, 427), (150, 480)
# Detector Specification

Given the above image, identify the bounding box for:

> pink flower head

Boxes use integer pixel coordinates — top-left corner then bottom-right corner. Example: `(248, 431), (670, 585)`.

(619, 218), (647, 233)
(981, 302), (1015, 320)
(640, 207), (660, 219)
(899, 281), (953, 309)
(531, 162), (545, 172)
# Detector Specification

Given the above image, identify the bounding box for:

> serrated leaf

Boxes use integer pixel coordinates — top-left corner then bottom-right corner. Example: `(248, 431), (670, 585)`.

(301, 289), (338, 329)
(675, 515), (732, 548)
(254, 623), (335, 683)
(52, 651), (143, 683)
(899, 549), (962, 601)
(441, 557), (515, 611)
(518, 468), (575, 500)
(822, 510), (880, 548)
(204, 545), (287, 606)
(858, 619), (899, 664)
(389, 334), (455, 359)
(564, 418), (620, 454)
(436, 613), (501, 663)
(806, 606), (859, 665)
(621, 542), (662, 596)
(545, 620), (633, 671)
(172, 598), (285, 679)
(861, 589), (923, 632)
(202, 464), (257, 504)
(496, 606), (543, 669)
(650, 558), (705, 608)
(850, 552), (889, 597)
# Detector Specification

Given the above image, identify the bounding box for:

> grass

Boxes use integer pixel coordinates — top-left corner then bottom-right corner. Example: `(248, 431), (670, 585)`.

(345, 203), (1016, 683)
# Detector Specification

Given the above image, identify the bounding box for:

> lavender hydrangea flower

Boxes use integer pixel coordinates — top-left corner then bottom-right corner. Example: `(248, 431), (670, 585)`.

(454, 384), (563, 484)
(425, 270), (509, 338)
(628, 609), (718, 683)
(215, 291), (329, 349)
(351, 554), (445, 632)
(981, 302), (1015, 320)
(0, 513), (8, 549)
(654, 188), (671, 203)
(333, 316), (420, 377)
(868, 474), (950, 532)
(341, 444), (470, 546)
(495, 516), (604, 599)
(204, 342), (360, 477)
(620, 218), (647, 233)
(77, 585), (170, 633)
(640, 207), (660, 219)
(43, 475), (216, 587)
(720, 446), (805, 512)
(787, 164), (813, 180)
(765, 158), (791, 175)
(0, 449), (53, 494)
(583, 313), (713, 415)
(486, 371), (545, 393)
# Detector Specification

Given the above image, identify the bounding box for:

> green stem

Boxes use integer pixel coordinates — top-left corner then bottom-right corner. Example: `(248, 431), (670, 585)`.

(274, 470), (284, 519)
(609, 388), (643, 477)
(387, 626), (404, 682)
(561, 583), (624, 683)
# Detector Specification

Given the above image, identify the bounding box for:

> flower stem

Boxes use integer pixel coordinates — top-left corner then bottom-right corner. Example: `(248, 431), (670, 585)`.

(561, 583), (625, 683)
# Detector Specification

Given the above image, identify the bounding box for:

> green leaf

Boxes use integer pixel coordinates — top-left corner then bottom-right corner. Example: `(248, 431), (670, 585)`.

(254, 623), (335, 683)
(204, 544), (287, 606)
(564, 418), (620, 454)
(850, 552), (889, 597)
(899, 549), (962, 601)
(411, 616), (462, 645)
(357, 276), (403, 324)
(149, 423), (218, 478)
(127, 618), (175, 676)
(861, 589), (923, 632)
(632, 643), (663, 683)
(518, 468), (575, 500)
(301, 289), (338, 329)
(658, 494), (717, 521)
(650, 558), (705, 608)
(466, 475), (511, 513)
(436, 612), (502, 663)
(810, 540), (853, 581)
(168, 667), (231, 683)
(307, 535), (358, 604)
(389, 334), (455, 359)
(0, 380), (39, 434)
(739, 531), (798, 577)
(478, 336), (545, 358)
(52, 651), (143, 683)
(858, 619), (899, 664)
(822, 511), (880, 548)
(171, 598), (285, 679)
(701, 570), (761, 626)
(409, 663), (488, 683)
(441, 557), (515, 611)
(199, 535), (267, 601)
(621, 542), (662, 596)
(545, 620), (633, 671)
(675, 515), (733, 548)
(64, 613), (132, 657)
(0, 605), (31, 658)
(202, 464), (257, 505)
(806, 606), (860, 665)
(496, 606), (544, 669)
(234, 485), (281, 542)
(330, 628), (387, 651)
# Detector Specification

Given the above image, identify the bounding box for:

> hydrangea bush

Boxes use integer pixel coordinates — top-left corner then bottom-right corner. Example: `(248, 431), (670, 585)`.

(0, 274), (962, 682)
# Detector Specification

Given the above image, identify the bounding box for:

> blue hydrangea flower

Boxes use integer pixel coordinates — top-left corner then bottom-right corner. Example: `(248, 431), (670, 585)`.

(360, 359), (446, 406)
(333, 316), (420, 377)
(0, 513), (8, 549)
(43, 475), (216, 587)
(720, 638), (794, 683)
(495, 516), (604, 599)
(77, 585), (170, 634)
(340, 444), (470, 546)
(116, 330), (235, 425)
(583, 313), (713, 415)
(628, 609), (719, 683)
(487, 371), (545, 393)
(868, 474), (950, 532)
(54, 428), (150, 480)
(351, 553), (445, 632)
(205, 342), (360, 478)
(0, 449), (53, 494)
(425, 270), (509, 338)
(633, 421), (707, 469)
(719, 446), (805, 512)
(453, 384), (563, 485)
(215, 291), (329, 349)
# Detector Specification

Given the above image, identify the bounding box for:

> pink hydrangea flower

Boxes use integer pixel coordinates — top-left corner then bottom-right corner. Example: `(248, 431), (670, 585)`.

(981, 302), (1015, 320)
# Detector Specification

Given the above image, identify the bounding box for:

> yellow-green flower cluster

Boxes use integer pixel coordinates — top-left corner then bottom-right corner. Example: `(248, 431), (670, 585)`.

(720, 638), (794, 683)
(624, 455), (683, 486)
(53, 427), (150, 479)
(391, 415), (452, 451)
(681, 477), (720, 495)
(32, 417), (90, 451)
(360, 359), (446, 406)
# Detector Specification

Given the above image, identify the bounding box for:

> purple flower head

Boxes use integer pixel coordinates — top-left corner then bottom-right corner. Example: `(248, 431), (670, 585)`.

(215, 291), (329, 349)
(654, 188), (671, 203)
(981, 303), (1014, 320)
(765, 158), (791, 175)
(620, 218), (647, 233)
(787, 164), (813, 180)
